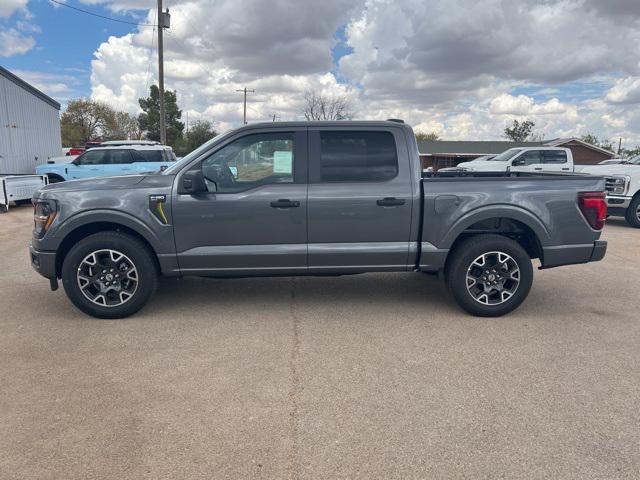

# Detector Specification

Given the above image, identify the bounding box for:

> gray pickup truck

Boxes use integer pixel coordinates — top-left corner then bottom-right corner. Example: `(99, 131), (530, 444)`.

(29, 120), (607, 319)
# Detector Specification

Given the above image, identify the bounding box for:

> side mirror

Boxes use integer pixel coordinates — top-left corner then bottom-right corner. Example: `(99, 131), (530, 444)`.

(512, 158), (525, 166)
(178, 169), (207, 194)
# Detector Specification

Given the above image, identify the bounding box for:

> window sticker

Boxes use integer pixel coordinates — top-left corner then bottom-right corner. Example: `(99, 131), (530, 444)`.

(273, 151), (293, 174)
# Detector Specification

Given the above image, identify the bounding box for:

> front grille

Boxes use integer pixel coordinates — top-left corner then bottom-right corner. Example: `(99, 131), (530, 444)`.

(605, 177), (625, 195)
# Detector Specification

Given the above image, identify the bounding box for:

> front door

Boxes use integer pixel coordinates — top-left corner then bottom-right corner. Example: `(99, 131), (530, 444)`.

(306, 128), (414, 272)
(172, 129), (308, 275)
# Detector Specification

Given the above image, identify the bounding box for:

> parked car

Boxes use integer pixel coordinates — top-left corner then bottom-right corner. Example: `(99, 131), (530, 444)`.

(36, 142), (177, 182)
(447, 147), (574, 173)
(29, 121), (607, 319)
(579, 154), (640, 227)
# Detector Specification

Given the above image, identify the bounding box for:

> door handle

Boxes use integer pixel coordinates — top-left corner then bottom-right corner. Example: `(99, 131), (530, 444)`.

(562, 168), (570, 171)
(270, 199), (300, 208)
(377, 197), (406, 207)
(534, 167), (543, 171)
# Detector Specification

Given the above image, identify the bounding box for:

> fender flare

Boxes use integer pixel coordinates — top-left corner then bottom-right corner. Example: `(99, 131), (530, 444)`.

(50, 209), (163, 253)
(439, 205), (552, 249)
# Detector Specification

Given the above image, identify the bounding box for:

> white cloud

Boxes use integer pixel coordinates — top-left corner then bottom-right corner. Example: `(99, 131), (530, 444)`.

(0, 28), (35, 57)
(489, 94), (568, 116)
(86, 0), (640, 144)
(0, 0), (28, 18)
(605, 77), (640, 105)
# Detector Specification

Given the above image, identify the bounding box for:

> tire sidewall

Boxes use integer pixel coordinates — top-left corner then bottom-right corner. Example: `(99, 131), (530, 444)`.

(625, 196), (640, 228)
(61, 233), (157, 319)
(447, 236), (533, 317)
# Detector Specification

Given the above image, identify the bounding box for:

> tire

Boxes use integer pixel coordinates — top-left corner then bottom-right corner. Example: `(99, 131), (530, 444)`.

(48, 175), (64, 183)
(445, 234), (533, 317)
(625, 195), (640, 228)
(61, 231), (158, 319)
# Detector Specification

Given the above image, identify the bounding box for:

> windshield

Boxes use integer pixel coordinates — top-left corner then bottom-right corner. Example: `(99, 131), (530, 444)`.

(627, 154), (640, 165)
(162, 131), (230, 174)
(488, 148), (523, 161)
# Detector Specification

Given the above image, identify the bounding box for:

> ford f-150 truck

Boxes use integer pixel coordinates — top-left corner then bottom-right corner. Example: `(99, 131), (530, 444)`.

(29, 121), (608, 319)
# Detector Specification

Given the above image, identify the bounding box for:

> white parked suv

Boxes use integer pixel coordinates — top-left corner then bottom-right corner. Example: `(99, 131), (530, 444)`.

(448, 147), (575, 173)
(580, 155), (640, 227)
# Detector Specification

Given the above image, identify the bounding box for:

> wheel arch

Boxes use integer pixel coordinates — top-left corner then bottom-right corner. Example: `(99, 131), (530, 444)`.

(442, 207), (550, 262)
(53, 213), (162, 277)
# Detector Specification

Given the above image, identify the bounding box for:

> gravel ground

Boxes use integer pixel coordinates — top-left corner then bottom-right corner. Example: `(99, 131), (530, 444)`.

(1, 205), (639, 479)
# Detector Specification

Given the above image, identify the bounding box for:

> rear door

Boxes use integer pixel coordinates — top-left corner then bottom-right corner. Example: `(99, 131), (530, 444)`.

(130, 148), (170, 173)
(542, 149), (571, 172)
(307, 127), (414, 272)
(172, 128), (308, 275)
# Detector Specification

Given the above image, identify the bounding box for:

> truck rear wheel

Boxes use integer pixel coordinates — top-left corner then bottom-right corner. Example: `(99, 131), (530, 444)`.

(625, 195), (640, 228)
(61, 232), (158, 319)
(445, 234), (533, 317)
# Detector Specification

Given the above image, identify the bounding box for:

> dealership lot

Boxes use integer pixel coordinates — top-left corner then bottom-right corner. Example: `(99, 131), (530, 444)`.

(1, 205), (639, 479)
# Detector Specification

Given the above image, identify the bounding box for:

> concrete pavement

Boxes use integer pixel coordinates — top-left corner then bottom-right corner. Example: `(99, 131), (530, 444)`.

(1, 205), (639, 479)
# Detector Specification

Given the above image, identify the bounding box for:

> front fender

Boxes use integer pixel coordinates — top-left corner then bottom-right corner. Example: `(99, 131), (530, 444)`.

(46, 209), (165, 253)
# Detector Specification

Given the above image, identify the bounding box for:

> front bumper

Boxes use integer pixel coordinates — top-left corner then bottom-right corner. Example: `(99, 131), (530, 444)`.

(605, 195), (631, 209)
(29, 243), (57, 280)
(541, 240), (607, 269)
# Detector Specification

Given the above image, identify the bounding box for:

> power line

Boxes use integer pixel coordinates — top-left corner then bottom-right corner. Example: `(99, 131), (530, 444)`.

(144, 10), (157, 93)
(49, 0), (157, 27)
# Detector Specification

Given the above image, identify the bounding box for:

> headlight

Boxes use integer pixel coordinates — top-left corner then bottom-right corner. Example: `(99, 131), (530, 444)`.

(33, 199), (58, 238)
(606, 176), (629, 195)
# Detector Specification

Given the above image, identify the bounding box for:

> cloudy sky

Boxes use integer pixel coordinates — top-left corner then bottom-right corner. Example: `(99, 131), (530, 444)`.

(2, 0), (640, 145)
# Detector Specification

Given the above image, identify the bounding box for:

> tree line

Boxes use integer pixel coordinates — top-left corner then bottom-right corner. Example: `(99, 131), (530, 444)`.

(61, 85), (216, 157)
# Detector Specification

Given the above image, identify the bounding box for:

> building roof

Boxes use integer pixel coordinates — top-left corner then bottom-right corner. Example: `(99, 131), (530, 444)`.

(417, 140), (544, 155)
(544, 137), (616, 157)
(0, 66), (61, 110)
(418, 138), (616, 158)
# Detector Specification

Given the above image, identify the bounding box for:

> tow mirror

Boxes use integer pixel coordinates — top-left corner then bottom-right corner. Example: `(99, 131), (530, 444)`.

(512, 158), (525, 166)
(178, 169), (207, 194)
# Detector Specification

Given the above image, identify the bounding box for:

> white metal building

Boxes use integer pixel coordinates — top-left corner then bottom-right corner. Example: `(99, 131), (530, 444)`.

(0, 66), (62, 174)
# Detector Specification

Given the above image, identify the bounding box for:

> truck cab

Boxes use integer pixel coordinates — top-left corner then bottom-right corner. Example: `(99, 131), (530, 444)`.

(454, 147), (574, 173)
(36, 142), (177, 182)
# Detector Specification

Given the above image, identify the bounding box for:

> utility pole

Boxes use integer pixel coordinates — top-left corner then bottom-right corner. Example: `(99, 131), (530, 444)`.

(236, 87), (255, 124)
(157, 1), (170, 144)
(618, 137), (622, 156)
(272, 113), (279, 122)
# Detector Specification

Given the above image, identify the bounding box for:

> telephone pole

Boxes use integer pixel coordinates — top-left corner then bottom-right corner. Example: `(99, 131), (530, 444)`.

(157, 1), (170, 144)
(236, 87), (255, 124)
(272, 113), (279, 122)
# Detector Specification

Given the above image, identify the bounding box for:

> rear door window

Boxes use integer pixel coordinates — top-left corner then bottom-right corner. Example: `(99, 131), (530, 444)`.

(317, 131), (398, 182)
(542, 150), (568, 164)
(107, 150), (134, 164)
(131, 150), (164, 163)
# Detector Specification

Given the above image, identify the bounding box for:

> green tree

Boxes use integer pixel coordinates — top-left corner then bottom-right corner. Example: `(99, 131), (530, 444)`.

(60, 98), (116, 146)
(174, 120), (218, 156)
(415, 131), (440, 141)
(138, 85), (184, 145)
(503, 119), (536, 142)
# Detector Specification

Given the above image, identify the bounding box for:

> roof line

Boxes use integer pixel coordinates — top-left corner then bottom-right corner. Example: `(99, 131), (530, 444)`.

(544, 137), (615, 156)
(0, 66), (61, 110)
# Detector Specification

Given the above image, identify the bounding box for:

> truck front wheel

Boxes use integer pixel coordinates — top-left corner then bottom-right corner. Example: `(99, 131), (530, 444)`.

(445, 234), (533, 317)
(61, 232), (158, 319)
(625, 195), (640, 228)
